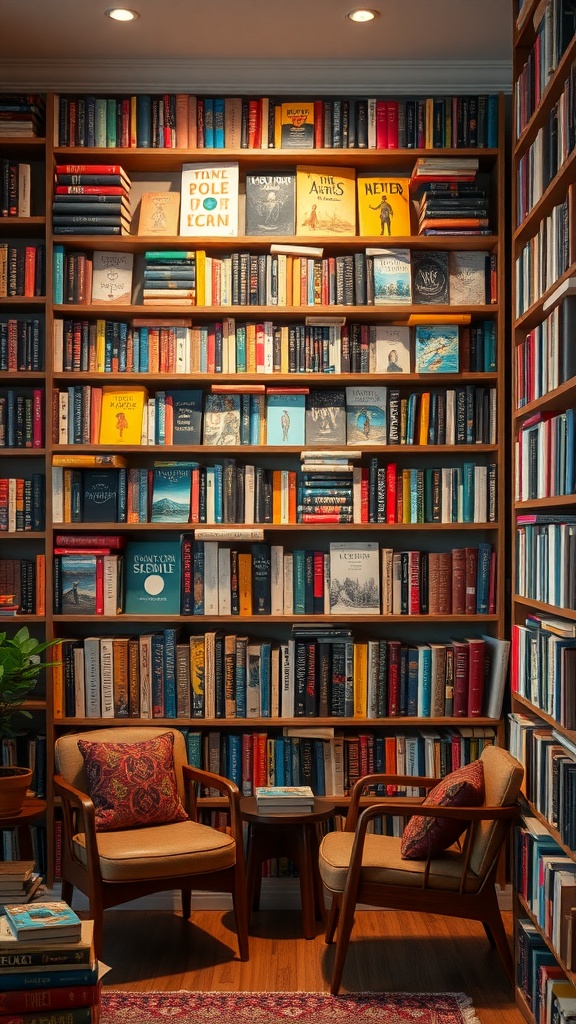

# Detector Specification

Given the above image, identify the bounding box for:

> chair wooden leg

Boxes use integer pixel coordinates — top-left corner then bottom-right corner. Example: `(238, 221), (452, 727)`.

(181, 889), (191, 920)
(324, 893), (341, 944)
(329, 891), (357, 995)
(482, 888), (514, 985)
(233, 866), (250, 962)
(482, 921), (496, 947)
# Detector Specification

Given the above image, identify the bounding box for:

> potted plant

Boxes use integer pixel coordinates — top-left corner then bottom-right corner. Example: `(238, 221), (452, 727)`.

(0, 627), (58, 817)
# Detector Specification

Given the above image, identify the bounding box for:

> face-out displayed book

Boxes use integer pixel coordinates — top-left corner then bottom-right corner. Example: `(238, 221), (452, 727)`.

(98, 386), (147, 445)
(345, 386), (387, 445)
(305, 390), (347, 446)
(245, 173), (296, 236)
(81, 468), (121, 522)
(280, 102), (315, 148)
(167, 389), (203, 445)
(203, 393), (241, 445)
(448, 250), (489, 305)
(411, 250), (450, 304)
(90, 250), (133, 304)
(151, 463), (197, 522)
(372, 248), (412, 304)
(329, 541), (380, 615)
(371, 325), (411, 373)
(296, 165), (356, 236)
(137, 191), (180, 236)
(415, 324), (460, 373)
(356, 174), (411, 237)
(180, 161), (239, 237)
(124, 538), (182, 614)
(60, 553), (98, 615)
(266, 391), (306, 446)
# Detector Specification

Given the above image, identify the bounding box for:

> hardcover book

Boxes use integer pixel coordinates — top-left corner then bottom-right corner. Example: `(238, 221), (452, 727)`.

(166, 389), (203, 445)
(203, 393), (241, 445)
(356, 174), (411, 237)
(329, 541), (380, 614)
(245, 173), (296, 236)
(414, 325), (459, 373)
(448, 250), (488, 305)
(180, 162), (239, 237)
(98, 386), (147, 445)
(372, 325), (411, 373)
(137, 191), (180, 236)
(280, 102), (315, 148)
(151, 465), (193, 522)
(81, 468), (119, 522)
(3, 902), (82, 941)
(296, 165), (356, 236)
(345, 386), (387, 445)
(124, 539), (182, 614)
(305, 390), (347, 446)
(411, 250), (449, 304)
(372, 249), (412, 304)
(90, 251), (133, 304)
(266, 392), (306, 446)
(60, 555), (97, 615)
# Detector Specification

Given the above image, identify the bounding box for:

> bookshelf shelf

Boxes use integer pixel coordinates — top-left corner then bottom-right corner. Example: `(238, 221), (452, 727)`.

(53, 443), (499, 455)
(52, 613), (500, 625)
(52, 371), (498, 386)
(53, 302), (499, 317)
(56, 714), (502, 728)
(51, 522), (499, 534)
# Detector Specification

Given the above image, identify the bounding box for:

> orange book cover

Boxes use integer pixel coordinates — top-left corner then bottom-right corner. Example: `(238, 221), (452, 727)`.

(238, 553), (253, 616)
(98, 386), (147, 446)
(175, 95), (190, 148)
(296, 164), (356, 236)
(357, 175), (411, 237)
(418, 391), (430, 445)
(137, 192), (180, 236)
(288, 471), (297, 523)
(35, 553), (45, 616)
(272, 470), (282, 523)
(52, 642), (64, 719)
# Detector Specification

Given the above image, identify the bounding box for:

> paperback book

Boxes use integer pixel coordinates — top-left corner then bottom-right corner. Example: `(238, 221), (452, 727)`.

(124, 539), (182, 614)
(3, 902), (82, 941)
(329, 541), (380, 615)
(296, 165), (356, 236)
(411, 250), (449, 304)
(414, 324), (459, 373)
(180, 162), (239, 237)
(280, 102), (315, 148)
(345, 386), (387, 445)
(203, 393), (241, 445)
(372, 325), (411, 373)
(98, 386), (147, 445)
(245, 173), (296, 235)
(60, 555), (97, 615)
(448, 250), (488, 305)
(137, 191), (180, 236)
(356, 174), (411, 236)
(372, 249), (412, 304)
(151, 465), (193, 522)
(166, 389), (203, 445)
(266, 392), (306, 446)
(305, 390), (347, 446)
(90, 251), (133, 304)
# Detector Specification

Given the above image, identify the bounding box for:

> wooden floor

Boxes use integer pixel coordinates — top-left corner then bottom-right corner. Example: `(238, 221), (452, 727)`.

(100, 907), (524, 1024)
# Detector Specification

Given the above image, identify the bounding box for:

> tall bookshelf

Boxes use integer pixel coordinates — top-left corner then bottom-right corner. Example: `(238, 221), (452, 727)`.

(3, 89), (507, 888)
(511, 2), (576, 1021)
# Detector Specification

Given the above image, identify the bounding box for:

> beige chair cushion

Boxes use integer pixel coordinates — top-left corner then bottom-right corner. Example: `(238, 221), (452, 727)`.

(319, 832), (482, 894)
(55, 727), (189, 804)
(72, 819), (236, 882)
(470, 745), (524, 877)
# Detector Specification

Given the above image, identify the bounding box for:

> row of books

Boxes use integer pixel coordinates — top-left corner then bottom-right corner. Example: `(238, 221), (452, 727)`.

(0, 94), (45, 138)
(55, 244), (498, 309)
(52, 164), (132, 237)
(516, 58), (576, 225)
(516, 915), (576, 1023)
(0, 390), (44, 450)
(54, 92), (499, 151)
(53, 315), (497, 376)
(0, 160), (32, 218)
(0, 556), (44, 616)
(51, 458), (498, 527)
(515, 407), (576, 501)
(516, 818), (576, 972)
(516, 514), (576, 612)
(0, 318), (44, 373)
(510, 714), (576, 853)
(0, 243), (45, 299)
(515, 195), (571, 317)
(52, 534), (496, 618)
(0, 475), (45, 532)
(52, 383), (498, 449)
(516, 292), (576, 407)
(1, 733), (46, 799)
(514, 0), (576, 139)
(189, 726), (497, 803)
(511, 613), (576, 730)
(54, 626), (508, 722)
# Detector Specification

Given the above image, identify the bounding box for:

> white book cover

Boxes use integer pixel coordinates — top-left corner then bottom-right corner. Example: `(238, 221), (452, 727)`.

(448, 250), (487, 306)
(83, 637), (101, 718)
(99, 637), (114, 718)
(52, 467), (64, 523)
(91, 251), (134, 305)
(329, 541), (380, 615)
(58, 391), (68, 445)
(371, 325), (411, 373)
(103, 554), (119, 616)
(180, 162), (239, 237)
(283, 553), (294, 615)
(204, 633), (216, 720)
(280, 640), (295, 717)
(271, 545), (284, 615)
(73, 645), (86, 718)
(244, 464), (255, 524)
(218, 546), (231, 615)
(17, 163), (31, 217)
(203, 541), (219, 615)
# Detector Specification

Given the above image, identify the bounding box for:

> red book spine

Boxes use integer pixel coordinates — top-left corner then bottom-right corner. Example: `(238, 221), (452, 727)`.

(408, 550), (421, 615)
(386, 463), (397, 523)
(32, 389), (43, 448)
(241, 732), (253, 796)
(0, 986), (101, 1012)
(313, 551), (324, 612)
(95, 555), (104, 614)
(386, 100), (399, 148)
(55, 534), (124, 549)
(56, 164), (126, 174)
(24, 247), (36, 297)
(387, 640), (401, 716)
(464, 546), (478, 615)
(452, 641), (470, 717)
(360, 467), (369, 523)
(253, 732), (267, 787)
(55, 185), (129, 196)
(467, 638), (486, 716)
(375, 100), (388, 148)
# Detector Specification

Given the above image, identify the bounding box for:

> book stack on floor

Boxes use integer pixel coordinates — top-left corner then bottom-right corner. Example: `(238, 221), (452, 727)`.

(255, 785), (315, 813)
(52, 164), (132, 236)
(0, 901), (100, 1024)
(410, 158), (490, 237)
(142, 250), (196, 306)
(0, 862), (43, 907)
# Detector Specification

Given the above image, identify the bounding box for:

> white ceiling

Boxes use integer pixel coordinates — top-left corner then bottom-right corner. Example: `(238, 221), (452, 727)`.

(0, 0), (513, 93)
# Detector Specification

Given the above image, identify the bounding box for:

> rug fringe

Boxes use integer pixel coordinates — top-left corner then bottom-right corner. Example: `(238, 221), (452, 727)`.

(452, 993), (482, 1024)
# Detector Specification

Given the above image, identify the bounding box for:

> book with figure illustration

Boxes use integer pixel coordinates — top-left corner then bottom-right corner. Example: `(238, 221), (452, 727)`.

(98, 387), (147, 445)
(357, 174), (411, 237)
(296, 165), (356, 236)
(203, 393), (241, 446)
(345, 387), (387, 445)
(266, 392), (306, 446)
(280, 102), (315, 148)
(245, 173), (296, 235)
(91, 251), (133, 304)
(138, 191), (180, 236)
(329, 541), (380, 615)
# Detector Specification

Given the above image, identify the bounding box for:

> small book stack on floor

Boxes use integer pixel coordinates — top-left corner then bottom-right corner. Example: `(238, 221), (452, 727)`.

(255, 785), (315, 813)
(0, 901), (100, 1024)
(0, 861), (43, 906)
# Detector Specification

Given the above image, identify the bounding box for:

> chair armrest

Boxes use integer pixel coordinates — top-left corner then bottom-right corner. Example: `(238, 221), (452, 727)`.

(345, 772), (441, 831)
(182, 765), (244, 852)
(53, 774), (101, 879)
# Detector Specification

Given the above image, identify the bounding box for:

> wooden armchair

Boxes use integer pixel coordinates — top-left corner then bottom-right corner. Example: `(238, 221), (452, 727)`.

(318, 744), (523, 994)
(54, 726), (249, 961)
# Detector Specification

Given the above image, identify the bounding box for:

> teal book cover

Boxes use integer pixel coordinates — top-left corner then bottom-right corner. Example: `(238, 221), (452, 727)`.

(345, 386), (387, 445)
(151, 465), (192, 522)
(415, 325), (459, 373)
(372, 248), (412, 304)
(61, 554), (97, 615)
(266, 392), (306, 446)
(124, 539), (182, 614)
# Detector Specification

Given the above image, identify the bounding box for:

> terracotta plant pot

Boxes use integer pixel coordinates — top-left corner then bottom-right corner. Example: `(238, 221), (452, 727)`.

(0, 766), (33, 817)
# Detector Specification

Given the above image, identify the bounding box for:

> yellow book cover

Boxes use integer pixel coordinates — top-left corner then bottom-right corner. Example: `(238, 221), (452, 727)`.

(280, 102), (315, 149)
(96, 319), (106, 373)
(190, 635), (205, 715)
(296, 165), (356, 236)
(137, 192), (180, 236)
(99, 386), (147, 445)
(238, 554), (253, 616)
(357, 174), (411, 237)
(419, 392), (430, 445)
(195, 250), (206, 307)
(353, 642), (368, 718)
(402, 471), (411, 524)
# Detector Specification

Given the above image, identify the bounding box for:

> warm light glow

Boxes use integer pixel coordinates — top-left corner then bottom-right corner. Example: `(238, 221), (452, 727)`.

(105, 8), (140, 21)
(347, 8), (380, 22)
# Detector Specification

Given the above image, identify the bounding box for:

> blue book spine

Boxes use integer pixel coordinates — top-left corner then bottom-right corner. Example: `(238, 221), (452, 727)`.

(293, 549), (306, 614)
(240, 394), (251, 444)
(163, 628), (177, 718)
(138, 468), (148, 522)
(118, 322), (128, 373)
(136, 94), (152, 147)
(486, 94), (498, 148)
(260, 642), (271, 717)
(131, 325), (140, 373)
(0, 964), (99, 990)
(85, 95), (96, 147)
(291, 738), (301, 786)
(104, 322), (114, 373)
(186, 730), (202, 768)
(227, 733), (242, 787)
(53, 244), (64, 305)
(138, 327), (149, 373)
(283, 736), (292, 786)
(274, 736), (285, 785)
(406, 647), (419, 716)
(410, 468), (418, 523)
(117, 468), (127, 522)
(236, 325), (247, 372)
(314, 739), (325, 796)
(476, 542), (492, 613)
(155, 391), (166, 445)
(106, 97), (117, 146)
(214, 463), (223, 524)
(418, 646), (432, 717)
(249, 395), (261, 445)
(214, 97), (225, 147)
(235, 648), (246, 718)
(193, 541), (204, 615)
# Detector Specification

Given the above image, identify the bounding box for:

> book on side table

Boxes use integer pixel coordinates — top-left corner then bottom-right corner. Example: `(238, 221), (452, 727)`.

(255, 785), (315, 813)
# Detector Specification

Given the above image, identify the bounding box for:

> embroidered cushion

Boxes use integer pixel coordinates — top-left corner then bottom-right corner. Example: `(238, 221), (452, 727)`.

(400, 758), (485, 860)
(77, 731), (188, 832)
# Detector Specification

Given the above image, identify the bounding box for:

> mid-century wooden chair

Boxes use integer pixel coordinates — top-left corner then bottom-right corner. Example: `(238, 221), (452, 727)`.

(54, 726), (249, 961)
(318, 744), (523, 994)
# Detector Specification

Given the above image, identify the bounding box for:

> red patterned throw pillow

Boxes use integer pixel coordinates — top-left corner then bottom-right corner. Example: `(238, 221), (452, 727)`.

(77, 732), (188, 832)
(400, 758), (485, 860)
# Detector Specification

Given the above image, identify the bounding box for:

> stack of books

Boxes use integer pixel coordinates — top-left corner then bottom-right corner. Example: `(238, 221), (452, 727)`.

(52, 164), (132, 236)
(255, 785), (315, 813)
(0, 901), (100, 1024)
(0, 95), (45, 138)
(143, 250), (196, 306)
(410, 158), (490, 237)
(0, 862), (43, 907)
(298, 450), (357, 524)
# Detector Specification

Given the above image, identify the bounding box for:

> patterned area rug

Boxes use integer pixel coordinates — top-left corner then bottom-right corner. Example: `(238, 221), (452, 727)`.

(100, 991), (481, 1024)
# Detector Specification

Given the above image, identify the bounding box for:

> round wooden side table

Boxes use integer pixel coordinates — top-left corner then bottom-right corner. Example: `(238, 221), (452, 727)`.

(240, 796), (336, 939)
(0, 796), (47, 860)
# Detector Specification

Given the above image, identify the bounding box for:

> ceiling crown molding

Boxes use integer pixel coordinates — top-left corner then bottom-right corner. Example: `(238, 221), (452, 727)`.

(0, 57), (512, 94)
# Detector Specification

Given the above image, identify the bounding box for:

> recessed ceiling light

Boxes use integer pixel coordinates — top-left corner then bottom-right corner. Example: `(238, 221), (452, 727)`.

(105, 8), (140, 21)
(347, 9), (380, 21)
